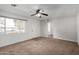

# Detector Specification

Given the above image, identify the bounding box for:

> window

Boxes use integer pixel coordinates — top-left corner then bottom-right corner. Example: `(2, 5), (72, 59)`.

(6, 18), (16, 33)
(15, 20), (25, 33)
(0, 17), (25, 34)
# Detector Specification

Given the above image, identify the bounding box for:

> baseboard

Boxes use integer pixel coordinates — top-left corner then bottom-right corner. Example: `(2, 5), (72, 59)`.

(53, 36), (77, 43)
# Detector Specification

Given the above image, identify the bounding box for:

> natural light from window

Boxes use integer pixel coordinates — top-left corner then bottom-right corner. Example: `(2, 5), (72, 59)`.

(0, 17), (25, 34)
(48, 21), (51, 34)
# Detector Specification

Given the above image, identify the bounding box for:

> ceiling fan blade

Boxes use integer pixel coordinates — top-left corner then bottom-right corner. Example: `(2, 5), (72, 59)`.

(31, 14), (36, 16)
(41, 13), (48, 16)
(11, 4), (17, 7)
(36, 9), (41, 14)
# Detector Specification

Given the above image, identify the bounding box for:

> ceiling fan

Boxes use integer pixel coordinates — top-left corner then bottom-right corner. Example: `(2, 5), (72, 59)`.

(31, 9), (48, 18)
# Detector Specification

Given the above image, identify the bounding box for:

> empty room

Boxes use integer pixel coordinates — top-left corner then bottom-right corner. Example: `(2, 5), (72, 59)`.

(0, 4), (79, 55)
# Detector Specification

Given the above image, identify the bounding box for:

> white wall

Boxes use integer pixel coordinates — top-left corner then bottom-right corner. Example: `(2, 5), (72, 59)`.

(77, 14), (79, 44)
(52, 16), (77, 42)
(0, 19), (40, 47)
(40, 20), (48, 37)
(40, 16), (77, 42)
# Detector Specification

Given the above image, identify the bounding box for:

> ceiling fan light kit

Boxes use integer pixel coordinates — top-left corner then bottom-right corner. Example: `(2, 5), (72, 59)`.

(35, 13), (41, 18)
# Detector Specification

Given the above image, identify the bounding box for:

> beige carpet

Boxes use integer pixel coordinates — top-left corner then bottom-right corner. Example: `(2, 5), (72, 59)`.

(0, 37), (79, 55)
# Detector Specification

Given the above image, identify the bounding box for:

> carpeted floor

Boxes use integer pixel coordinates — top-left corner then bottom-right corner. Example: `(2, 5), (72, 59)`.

(0, 37), (79, 55)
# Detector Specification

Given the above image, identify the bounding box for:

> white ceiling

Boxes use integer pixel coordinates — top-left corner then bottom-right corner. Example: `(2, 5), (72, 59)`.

(0, 4), (79, 20)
